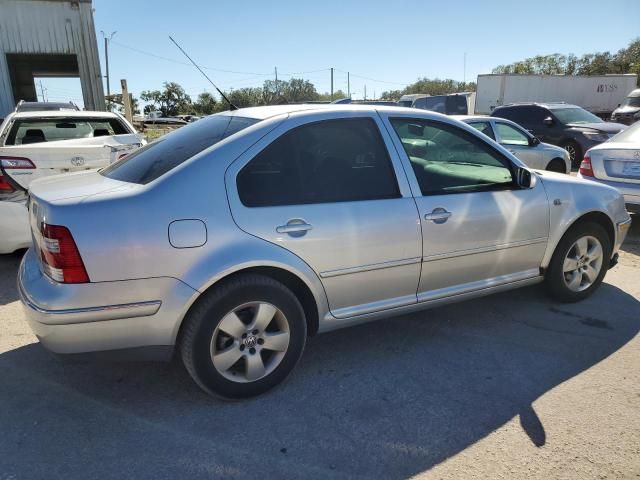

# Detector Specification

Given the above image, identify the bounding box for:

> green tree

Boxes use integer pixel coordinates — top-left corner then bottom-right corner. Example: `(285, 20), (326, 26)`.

(140, 82), (192, 116)
(192, 92), (218, 115)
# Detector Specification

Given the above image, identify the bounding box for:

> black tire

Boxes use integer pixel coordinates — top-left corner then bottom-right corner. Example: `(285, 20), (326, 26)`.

(561, 140), (582, 169)
(180, 274), (307, 399)
(546, 158), (567, 173)
(544, 222), (612, 303)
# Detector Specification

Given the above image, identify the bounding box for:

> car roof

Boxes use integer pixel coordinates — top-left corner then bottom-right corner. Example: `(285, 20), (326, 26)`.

(496, 102), (579, 110)
(219, 103), (426, 120)
(451, 115), (491, 121)
(9, 110), (123, 120)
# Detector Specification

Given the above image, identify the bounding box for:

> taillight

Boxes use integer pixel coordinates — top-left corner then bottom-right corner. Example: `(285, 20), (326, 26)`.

(39, 223), (89, 283)
(579, 154), (594, 177)
(0, 156), (34, 193)
(1, 156), (36, 169)
(0, 174), (14, 192)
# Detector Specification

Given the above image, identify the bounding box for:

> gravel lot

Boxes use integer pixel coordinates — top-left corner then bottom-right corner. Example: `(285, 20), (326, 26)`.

(0, 218), (639, 480)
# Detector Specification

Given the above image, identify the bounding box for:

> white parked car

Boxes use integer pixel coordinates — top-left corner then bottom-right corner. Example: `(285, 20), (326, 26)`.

(579, 120), (640, 214)
(0, 109), (144, 253)
(454, 115), (571, 173)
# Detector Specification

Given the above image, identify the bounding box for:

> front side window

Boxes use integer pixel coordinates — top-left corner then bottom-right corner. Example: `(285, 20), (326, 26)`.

(495, 122), (529, 146)
(6, 117), (129, 145)
(237, 118), (400, 207)
(467, 121), (495, 140)
(390, 118), (514, 195)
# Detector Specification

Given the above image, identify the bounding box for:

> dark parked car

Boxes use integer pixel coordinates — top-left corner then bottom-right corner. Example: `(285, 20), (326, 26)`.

(491, 102), (627, 167)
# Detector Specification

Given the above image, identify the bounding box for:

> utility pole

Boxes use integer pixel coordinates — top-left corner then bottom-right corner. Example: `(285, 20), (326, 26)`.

(121, 79), (132, 123)
(364, 84), (367, 101)
(330, 67), (334, 101)
(275, 66), (278, 97)
(38, 81), (46, 102)
(347, 72), (350, 98)
(463, 52), (467, 85)
(101, 31), (117, 109)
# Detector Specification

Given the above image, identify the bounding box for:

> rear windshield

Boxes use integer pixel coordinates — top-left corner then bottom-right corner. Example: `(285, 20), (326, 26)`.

(609, 121), (640, 143)
(5, 117), (129, 145)
(100, 115), (259, 184)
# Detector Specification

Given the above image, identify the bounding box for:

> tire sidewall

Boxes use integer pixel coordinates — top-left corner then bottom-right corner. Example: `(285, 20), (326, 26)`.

(188, 280), (307, 399)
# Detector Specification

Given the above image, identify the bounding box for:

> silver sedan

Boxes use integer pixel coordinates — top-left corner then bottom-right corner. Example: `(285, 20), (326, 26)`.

(578, 120), (640, 214)
(454, 115), (571, 173)
(19, 105), (631, 398)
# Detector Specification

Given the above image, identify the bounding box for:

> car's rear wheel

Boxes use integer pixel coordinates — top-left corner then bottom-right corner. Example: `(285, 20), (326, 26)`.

(180, 274), (307, 399)
(546, 158), (567, 173)
(561, 140), (582, 168)
(544, 222), (611, 302)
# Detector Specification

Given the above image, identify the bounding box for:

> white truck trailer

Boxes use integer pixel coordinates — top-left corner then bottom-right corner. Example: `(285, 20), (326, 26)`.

(475, 74), (638, 117)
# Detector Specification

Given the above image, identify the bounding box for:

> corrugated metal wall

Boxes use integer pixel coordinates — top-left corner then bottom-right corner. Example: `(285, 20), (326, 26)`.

(0, 0), (105, 116)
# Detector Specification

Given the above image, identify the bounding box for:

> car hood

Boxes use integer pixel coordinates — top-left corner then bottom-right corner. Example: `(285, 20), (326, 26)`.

(540, 142), (569, 156)
(567, 122), (626, 134)
(613, 105), (640, 114)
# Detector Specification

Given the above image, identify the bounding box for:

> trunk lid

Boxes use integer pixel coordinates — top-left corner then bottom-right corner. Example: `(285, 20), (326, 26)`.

(0, 134), (142, 190)
(589, 143), (640, 184)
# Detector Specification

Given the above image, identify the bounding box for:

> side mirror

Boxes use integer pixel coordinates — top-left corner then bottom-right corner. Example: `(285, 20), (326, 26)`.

(516, 167), (532, 188)
(543, 116), (554, 126)
(529, 136), (540, 147)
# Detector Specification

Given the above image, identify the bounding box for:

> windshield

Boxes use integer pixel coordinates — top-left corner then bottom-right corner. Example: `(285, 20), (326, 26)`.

(609, 121), (640, 143)
(5, 117), (129, 145)
(621, 96), (640, 108)
(100, 115), (259, 184)
(552, 107), (603, 125)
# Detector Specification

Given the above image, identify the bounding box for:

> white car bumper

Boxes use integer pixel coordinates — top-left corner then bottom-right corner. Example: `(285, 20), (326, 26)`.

(0, 198), (31, 254)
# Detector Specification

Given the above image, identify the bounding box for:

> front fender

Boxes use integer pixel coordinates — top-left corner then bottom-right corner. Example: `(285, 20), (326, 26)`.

(538, 171), (629, 268)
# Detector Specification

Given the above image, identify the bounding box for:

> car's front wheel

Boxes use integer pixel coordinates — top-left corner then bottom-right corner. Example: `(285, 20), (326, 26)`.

(544, 222), (611, 302)
(180, 274), (307, 399)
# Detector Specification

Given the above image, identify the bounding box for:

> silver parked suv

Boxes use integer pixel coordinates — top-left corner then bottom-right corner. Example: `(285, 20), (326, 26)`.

(19, 105), (631, 398)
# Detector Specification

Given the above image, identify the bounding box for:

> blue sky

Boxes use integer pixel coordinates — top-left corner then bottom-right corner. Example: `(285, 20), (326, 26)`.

(38, 0), (640, 107)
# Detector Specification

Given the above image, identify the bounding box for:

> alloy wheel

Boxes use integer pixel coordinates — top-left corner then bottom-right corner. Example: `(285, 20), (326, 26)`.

(210, 302), (290, 383)
(562, 235), (603, 292)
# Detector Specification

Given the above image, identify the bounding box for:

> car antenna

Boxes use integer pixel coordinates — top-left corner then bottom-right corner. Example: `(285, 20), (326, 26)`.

(168, 35), (238, 111)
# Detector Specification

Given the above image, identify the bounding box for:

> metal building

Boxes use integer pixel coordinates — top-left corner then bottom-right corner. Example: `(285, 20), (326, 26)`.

(0, 0), (105, 117)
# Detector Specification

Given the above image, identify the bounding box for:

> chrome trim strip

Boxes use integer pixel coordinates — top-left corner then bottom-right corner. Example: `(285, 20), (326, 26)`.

(422, 237), (548, 262)
(319, 257), (422, 278)
(331, 293), (417, 319)
(18, 280), (161, 325)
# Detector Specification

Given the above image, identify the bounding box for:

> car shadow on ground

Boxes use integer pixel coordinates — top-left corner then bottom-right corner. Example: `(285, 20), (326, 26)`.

(1, 281), (638, 479)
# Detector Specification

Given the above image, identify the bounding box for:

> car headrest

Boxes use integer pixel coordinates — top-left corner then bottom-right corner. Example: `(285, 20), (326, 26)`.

(22, 129), (46, 144)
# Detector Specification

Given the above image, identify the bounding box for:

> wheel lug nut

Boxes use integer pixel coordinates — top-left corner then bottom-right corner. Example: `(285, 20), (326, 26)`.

(249, 347), (256, 354)
(241, 333), (247, 339)
(257, 338), (264, 345)
(252, 329), (259, 335)
(240, 344), (245, 351)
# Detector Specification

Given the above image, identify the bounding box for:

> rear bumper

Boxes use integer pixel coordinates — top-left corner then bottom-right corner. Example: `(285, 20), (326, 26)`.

(18, 248), (198, 360)
(0, 199), (30, 254)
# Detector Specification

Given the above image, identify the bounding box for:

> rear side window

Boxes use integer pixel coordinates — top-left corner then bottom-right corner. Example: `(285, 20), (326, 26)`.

(467, 121), (495, 140)
(5, 117), (129, 145)
(237, 118), (400, 207)
(101, 115), (258, 184)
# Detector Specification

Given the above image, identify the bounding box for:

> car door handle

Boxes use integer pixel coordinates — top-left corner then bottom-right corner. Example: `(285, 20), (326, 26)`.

(424, 208), (452, 224)
(276, 220), (313, 236)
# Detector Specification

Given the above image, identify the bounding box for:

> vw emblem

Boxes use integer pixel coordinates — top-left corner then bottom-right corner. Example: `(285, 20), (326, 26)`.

(70, 156), (85, 166)
(634, 151), (640, 159)
(243, 335), (258, 348)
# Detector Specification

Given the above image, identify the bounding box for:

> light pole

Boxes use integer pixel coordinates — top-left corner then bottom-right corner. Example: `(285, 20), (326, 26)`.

(101, 31), (117, 108)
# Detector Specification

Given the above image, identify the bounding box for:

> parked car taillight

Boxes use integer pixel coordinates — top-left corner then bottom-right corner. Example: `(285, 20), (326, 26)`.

(39, 223), (89, 283)
(0, 156), (36, 169)
(579, 154), (594, 177)
(0, 156), (34, 193)
(0, 174), (15, 192)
